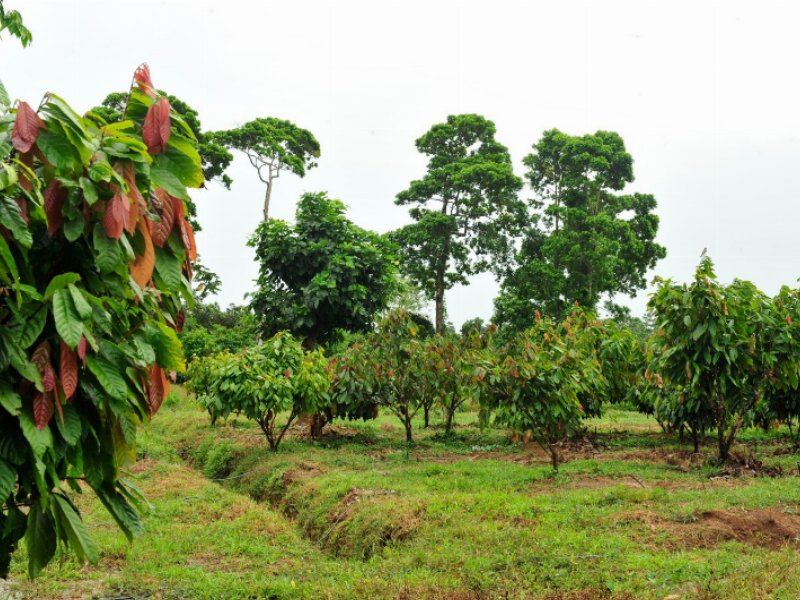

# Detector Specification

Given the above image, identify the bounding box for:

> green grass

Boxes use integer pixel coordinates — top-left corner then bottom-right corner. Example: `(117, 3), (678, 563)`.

(7, 391), (800, 599)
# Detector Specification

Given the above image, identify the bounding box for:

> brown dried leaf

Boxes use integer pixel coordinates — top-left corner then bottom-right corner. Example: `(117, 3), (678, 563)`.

(130, 218), (155, 289)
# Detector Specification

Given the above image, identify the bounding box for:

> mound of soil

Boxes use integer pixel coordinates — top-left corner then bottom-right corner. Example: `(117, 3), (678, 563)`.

(616, 507), (800, 550)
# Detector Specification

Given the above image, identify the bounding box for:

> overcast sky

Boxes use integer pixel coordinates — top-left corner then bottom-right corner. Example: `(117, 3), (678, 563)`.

(4, 1), (800, 327)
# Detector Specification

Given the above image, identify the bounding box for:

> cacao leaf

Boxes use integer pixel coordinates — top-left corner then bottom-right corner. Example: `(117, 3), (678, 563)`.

(12, 101), (45, 153)
(43, 180), (66, 236)
(134, 64), (155, 98)
(142, 97), (171, 155)
(60, 341), (79, 400)
(147, 365), (168, 416)
(130, 219), (155, 289)
(52, 288), (83, 349)
(42, 363), (56, 392)
(33, 390), (53, 429)
(102, 189), (129, 240)
(77, 336), (88, 364)
(149, 189), (175, 247)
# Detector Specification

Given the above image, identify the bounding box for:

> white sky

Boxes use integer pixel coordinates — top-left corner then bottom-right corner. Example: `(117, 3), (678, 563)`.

(4, 1), (800, 328)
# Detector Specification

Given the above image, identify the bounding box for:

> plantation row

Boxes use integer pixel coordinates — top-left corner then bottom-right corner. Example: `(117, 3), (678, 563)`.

(189, 256), (800, 469)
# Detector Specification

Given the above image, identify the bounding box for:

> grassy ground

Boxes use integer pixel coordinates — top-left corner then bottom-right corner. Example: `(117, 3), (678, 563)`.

(6, 391), (800, 599)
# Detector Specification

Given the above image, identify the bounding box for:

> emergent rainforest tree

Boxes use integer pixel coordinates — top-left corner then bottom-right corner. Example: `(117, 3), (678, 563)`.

(211, 118), (320, 220)
(392, 114), (524, 334)
(0, 65), (202, 578)
(495, 129), (665, 331)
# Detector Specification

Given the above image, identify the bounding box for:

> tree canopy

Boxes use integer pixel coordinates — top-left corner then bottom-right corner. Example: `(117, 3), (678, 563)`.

(391, 114), (524, 334)
(248, 191), (398, 349)
(494, 129), (665, 331)
(210, 118), (320, 220)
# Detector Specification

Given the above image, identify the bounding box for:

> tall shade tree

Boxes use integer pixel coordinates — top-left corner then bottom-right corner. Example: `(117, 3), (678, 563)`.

(210, 118), (320, 220)
(248, 192), (398, 349)
(494, 129), (666, 331)
(392, 114), (524, 334)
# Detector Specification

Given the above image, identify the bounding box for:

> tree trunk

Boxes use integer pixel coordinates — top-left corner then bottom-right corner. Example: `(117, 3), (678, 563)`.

(434, 277), (445, 335)
(548, 444), (559, 472)
(423, 404), (430, 428)
(691, 427), (700, 454)
(310, 412), (327, 439)
(717, 424), (729, 462)
(262, 176), (273, 221)
(444, 407), (455, 436)
(404, 418), (413, 443)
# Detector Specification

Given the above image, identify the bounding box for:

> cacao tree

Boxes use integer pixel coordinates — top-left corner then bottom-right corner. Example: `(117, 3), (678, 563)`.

(648, 257), (800, 461)
(188, 333), (330, 450)
(486, 310), (604, 470)
(0, 65), (202, 578)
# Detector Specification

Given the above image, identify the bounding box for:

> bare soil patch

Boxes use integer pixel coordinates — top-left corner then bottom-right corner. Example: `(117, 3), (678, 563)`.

(615, 507), (800, 550)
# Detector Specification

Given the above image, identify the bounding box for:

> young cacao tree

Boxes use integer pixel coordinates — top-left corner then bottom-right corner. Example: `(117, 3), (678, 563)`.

(188, 332), (330, 450)
(487, 310), (604, 470)
(648, 258), (800, 462)
(0, 65), (202, 578)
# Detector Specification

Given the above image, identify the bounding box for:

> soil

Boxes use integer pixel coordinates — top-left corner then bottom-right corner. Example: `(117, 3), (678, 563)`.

(615, 506), (800, 550)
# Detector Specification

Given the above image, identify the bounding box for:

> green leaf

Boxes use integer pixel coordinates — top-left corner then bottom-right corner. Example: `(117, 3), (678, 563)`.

(9, 305), (46, 350)
(19, 409), (53, 458)
(0, 381), (22, 416)
(78, 177), (98, 205)
(53, 288), (83, 348)
(0, 79), (8, 108)
(93, 224), (122, 273)
(52, 494), (99, 564)
(44, 272), (81, 300)
(56, 404), (81, 445)
(63, 213), (84, 242)
(68, 284), (93, 320)
(154, 249), (182, 290)
(36, 126), (82, 174)
(0, 234), (19, 291)
(92, 483), (143, 542)
(0, 458), (15, 502)
(24, 501), (57, 579)
(0, 163), (18, 191)
(85, 355), (128, 401)
(150, 161), (189, 201)
(0, 195), (32, 247)
(147, 323), (185, 371)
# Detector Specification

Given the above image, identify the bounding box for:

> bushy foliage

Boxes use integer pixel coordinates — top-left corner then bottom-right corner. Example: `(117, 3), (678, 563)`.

(179, 302), (257, 363)
(0, 65), (201, 577)
(648, 258), (800, 461)
(249, 191), (398, 349)
(188, 333), (329, 450)
(486, 310), (604, 470)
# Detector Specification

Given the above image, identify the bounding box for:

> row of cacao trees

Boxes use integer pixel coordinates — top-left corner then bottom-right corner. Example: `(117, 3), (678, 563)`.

(189, 257), (800, 471)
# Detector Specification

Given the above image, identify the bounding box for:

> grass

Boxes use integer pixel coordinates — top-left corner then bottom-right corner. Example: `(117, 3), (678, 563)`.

(7, 389), (800, 599)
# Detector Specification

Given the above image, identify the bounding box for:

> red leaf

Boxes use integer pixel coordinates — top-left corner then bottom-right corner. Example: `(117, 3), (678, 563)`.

(134, 64), (156, 98)
(147, 365), (169, 416)
(77, 336), (88, 365)
(175, 309), (186, 333)
(33, 391), (53, 430)
(122, 163), (145, 231)
(12, 101), (45, 154)
(787, 314), (793, 326)
(142, 97), (171, 155)
(150, 188), (175, 247)
(16, 198), (29, 224)
(102, 189), (129, 240)
(42, 363), (56, 392)
(31, 342), (50, 377)
(43, 180), (66, 236)
(172, 197), (197, 261)
(60, 341), (79, 401)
